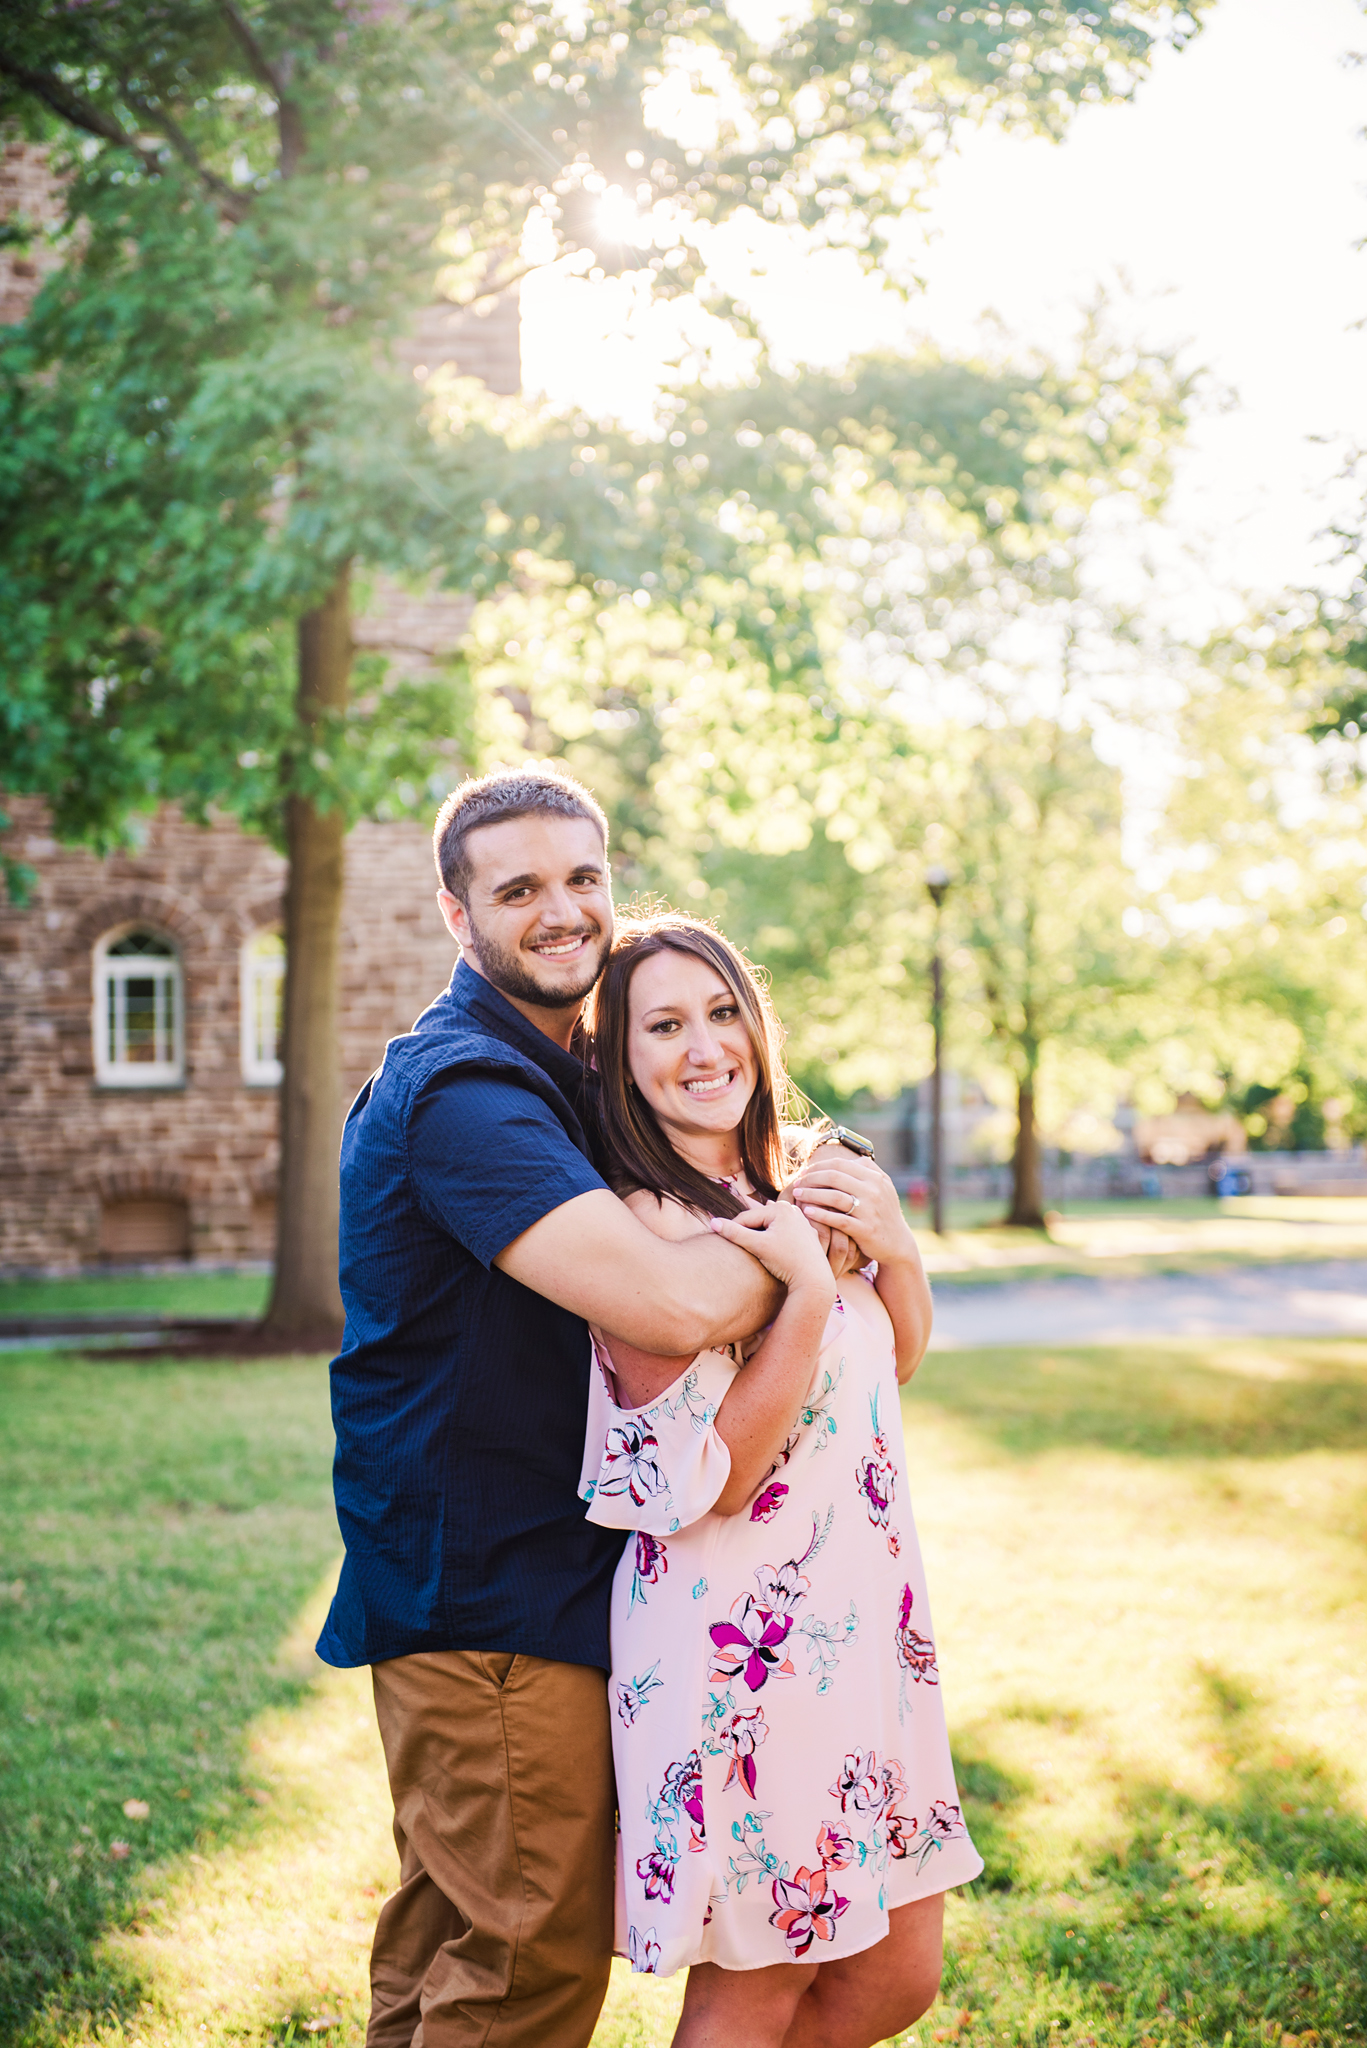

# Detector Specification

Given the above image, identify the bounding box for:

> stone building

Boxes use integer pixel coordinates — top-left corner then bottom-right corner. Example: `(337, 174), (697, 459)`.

(0, 798), (461, 1272)
(1, 140), (521, 1274)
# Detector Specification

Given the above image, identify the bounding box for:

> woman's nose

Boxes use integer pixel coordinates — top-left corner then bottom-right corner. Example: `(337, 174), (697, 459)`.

(685, 1031), (721, 1065)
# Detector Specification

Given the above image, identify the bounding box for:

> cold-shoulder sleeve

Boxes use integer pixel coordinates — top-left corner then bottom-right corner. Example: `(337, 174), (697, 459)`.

(578, 1338), (740, 1534)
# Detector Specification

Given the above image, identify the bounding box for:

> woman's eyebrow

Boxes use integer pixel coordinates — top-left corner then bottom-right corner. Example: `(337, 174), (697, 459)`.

(637, 987), (734, 1021)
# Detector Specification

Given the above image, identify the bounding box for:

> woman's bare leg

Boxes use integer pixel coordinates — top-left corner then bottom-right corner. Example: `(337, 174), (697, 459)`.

(779, 1892), (946, 2048)
(672, 1956), (818, 2048)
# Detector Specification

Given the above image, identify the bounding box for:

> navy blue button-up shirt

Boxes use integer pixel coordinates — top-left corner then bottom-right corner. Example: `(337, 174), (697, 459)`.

(316, 958), (625, 1672)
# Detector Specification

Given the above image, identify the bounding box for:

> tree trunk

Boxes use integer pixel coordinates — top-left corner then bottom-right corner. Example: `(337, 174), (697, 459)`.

(1006, 1072), (1047, 1229)
(260, 567), (351, 1348)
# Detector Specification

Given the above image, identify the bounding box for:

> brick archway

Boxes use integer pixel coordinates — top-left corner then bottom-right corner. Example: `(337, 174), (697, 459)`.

(71, 889), (208, 960)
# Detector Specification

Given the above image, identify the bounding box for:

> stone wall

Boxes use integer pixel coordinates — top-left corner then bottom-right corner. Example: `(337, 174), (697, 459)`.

(0, 797), (457, 1272)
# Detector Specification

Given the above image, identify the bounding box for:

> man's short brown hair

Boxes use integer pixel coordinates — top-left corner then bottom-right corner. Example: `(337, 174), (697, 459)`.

(433, 764), (609, 903)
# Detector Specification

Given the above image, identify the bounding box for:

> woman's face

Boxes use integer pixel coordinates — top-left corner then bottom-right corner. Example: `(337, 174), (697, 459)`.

(625, 948), (759, 1154)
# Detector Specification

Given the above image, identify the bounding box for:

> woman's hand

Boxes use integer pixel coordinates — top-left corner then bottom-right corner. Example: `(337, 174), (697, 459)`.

(708, 1197), (836, 1301)
(789, 1145), (917, 1270)
(790, 1145), (932, 1381)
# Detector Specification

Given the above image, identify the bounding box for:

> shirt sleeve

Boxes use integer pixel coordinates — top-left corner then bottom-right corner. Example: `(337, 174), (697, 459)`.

(408, 1066), (608, 1268)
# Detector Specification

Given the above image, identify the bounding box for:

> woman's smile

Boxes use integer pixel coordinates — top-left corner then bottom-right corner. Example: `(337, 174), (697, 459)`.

(681, 1068), (738, 1098)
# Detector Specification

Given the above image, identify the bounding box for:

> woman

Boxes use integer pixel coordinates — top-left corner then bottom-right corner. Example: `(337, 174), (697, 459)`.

(578, 914), (982, 2048)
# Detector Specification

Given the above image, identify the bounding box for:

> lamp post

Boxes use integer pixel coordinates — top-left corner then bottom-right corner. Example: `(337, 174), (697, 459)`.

(926, 865), (951, 1238)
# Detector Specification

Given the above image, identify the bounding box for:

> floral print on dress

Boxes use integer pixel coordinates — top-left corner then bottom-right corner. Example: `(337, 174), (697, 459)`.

(799, 1356), (844, 1454)
(630, 1532), (668, 1612)
(718, 1706), (768, 1797)
(770, 1853), (851, 1956)
(856, 1387), (902, 1558)
(796, 1601), (859, 1692)
(615, 1661), (664, 1725)
(627, 1925), (661, 1974)
(910, 1799), (967, 1870)
(708, 1594), (797, 1693)
(660, 1750), (707, 1852)
(750, 1481), (789, 1523)
(586, 1276), (983, 1977)
(894, 1582), (939, 1721)
(599, 1419), (667, 1508)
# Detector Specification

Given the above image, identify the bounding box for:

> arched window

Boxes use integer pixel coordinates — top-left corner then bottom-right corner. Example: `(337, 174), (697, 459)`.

(241, 928), (285, 1084)
(93, 928), (184, 1086)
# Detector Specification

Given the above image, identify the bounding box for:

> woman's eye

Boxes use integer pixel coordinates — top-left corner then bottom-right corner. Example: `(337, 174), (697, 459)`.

(712, 1005), (739, 1022)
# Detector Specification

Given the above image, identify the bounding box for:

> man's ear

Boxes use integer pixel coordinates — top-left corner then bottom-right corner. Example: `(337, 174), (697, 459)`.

(436, 888), (469, 948)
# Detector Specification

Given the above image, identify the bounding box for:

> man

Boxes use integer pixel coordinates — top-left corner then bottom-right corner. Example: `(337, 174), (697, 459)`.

(317, 764), (780, 2048)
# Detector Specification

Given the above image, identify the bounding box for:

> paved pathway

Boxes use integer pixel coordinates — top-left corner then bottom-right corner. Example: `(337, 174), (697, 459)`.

(927, 1258), (1367, 1349)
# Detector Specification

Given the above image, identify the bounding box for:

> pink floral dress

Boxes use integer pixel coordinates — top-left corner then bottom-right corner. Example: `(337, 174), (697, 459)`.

(579, 1272), (983, 1978)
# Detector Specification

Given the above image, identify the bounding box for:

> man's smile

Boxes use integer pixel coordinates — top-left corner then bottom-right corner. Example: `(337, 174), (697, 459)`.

(528, 930), (596, 960)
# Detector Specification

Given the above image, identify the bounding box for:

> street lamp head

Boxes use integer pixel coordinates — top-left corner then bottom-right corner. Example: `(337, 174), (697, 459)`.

(926, 863), (951, 909)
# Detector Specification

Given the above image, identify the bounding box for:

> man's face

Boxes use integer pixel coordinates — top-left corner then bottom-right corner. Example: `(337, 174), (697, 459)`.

(437, 813), (613, 1014)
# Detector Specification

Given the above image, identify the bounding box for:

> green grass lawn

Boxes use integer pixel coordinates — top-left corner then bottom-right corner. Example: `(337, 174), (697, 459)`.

(915, 1195), (1367, 1286)
(2, 1341), (1364, 2048)
(0, 1271), (271, 1321)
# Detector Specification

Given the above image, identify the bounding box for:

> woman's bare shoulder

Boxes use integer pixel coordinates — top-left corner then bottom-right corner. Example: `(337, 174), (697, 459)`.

(623, 1186), (710, 1241)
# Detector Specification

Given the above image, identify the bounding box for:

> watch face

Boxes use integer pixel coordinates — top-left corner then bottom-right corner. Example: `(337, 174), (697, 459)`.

(835, 1125), (876, 1159)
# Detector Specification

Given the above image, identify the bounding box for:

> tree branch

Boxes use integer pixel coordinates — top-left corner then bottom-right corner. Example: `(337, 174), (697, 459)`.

(218, 1), (304, 175)
(0, 46), (159, 175)
(0, 43), (249, 222)
(119, 84), (250, 220)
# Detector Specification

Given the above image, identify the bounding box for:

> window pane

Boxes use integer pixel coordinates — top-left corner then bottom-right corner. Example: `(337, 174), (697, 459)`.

(109, 930), (175, 958)
(252, 963), (283, 1068)
(107, 976), (120, 1067)
(124, 974), (158, 1062)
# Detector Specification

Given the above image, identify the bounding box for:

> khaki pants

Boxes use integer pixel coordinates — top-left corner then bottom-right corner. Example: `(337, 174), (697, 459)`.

(367, 1650), (616, 2048)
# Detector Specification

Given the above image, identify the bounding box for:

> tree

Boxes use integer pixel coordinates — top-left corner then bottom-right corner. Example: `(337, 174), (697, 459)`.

(449, 310), (1194, 1223)
(0, 0), (1206, 1334)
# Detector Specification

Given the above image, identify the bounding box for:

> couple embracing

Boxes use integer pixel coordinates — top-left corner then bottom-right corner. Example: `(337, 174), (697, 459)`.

(317, 765), (982, 2048)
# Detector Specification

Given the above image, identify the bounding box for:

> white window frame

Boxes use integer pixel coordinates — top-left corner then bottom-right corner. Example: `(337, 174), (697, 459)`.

(92, 926), (184, 1087)
(240, 927), (285, 1085)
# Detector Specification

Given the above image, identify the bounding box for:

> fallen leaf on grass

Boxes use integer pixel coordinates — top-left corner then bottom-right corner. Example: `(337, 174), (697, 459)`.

(122, 1798), (150, 1820)
(109, 1841), (131, 1861)
(303, 2018), (342, 2034)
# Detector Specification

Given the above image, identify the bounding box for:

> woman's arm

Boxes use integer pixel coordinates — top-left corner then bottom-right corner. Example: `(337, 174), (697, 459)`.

(789, 1145), (933, 1382)
(703, 1201), (837, 1512)
(595, 1192), (837, 1513)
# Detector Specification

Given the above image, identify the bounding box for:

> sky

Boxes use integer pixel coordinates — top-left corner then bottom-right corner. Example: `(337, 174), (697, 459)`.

(521, 0), (1367, 618)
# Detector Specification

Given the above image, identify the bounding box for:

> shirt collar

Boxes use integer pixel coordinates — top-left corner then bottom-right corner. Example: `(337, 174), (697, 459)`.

(446, 955), (588, 1096)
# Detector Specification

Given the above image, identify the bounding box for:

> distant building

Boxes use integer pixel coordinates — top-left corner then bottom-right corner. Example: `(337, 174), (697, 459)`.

(1, 143), (519, 1274)
(0, 798), (464, 1272)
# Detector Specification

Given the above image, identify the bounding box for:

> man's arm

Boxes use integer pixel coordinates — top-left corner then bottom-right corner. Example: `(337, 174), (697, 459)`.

(495, 1189), (783, 1356)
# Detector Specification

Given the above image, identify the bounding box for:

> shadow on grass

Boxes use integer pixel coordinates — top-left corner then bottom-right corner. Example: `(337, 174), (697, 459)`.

(939, 1669), (1367, 2048)
(0, 1350), (340, 2045)
(914, 1339), (1367, 1459)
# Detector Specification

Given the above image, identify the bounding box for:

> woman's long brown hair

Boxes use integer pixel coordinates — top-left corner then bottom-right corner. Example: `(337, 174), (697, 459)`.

(584, 914), (798, 1220)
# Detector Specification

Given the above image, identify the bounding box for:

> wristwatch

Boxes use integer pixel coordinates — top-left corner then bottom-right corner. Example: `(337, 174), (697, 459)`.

(833, 1124), (876, 1159)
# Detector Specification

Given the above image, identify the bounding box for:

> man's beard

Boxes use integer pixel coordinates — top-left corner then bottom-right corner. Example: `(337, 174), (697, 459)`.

(465, 914), (611, 1012)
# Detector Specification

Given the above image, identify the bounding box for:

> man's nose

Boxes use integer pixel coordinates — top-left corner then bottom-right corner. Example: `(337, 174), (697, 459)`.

(537, 884), (579, 927)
